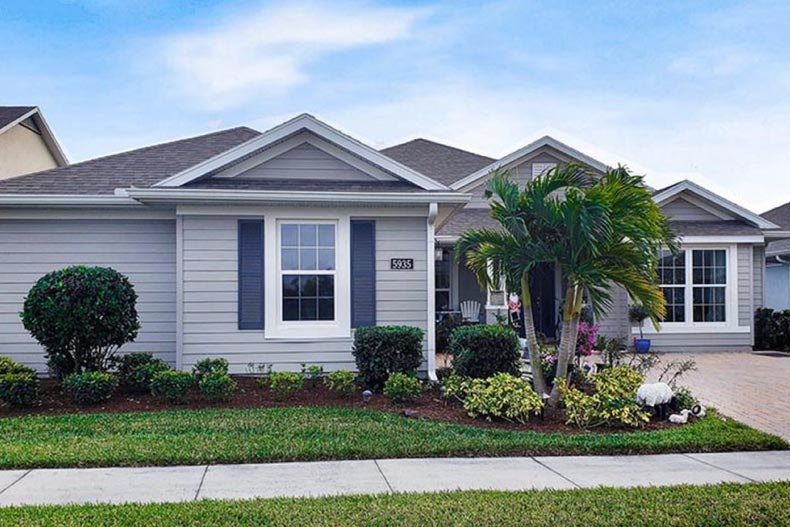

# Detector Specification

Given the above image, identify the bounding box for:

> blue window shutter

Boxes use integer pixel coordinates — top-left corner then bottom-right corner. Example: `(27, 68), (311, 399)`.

(238, 219), (264, 330)
(351, 220), (376, 327)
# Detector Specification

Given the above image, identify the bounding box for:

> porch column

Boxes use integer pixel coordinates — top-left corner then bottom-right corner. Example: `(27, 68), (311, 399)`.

(484, 260), (507, 324)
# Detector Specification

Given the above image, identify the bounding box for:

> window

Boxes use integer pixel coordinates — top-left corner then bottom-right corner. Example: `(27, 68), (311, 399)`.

(658, 249), (685, 322)
(655, 247), (729, 327)
(435, 248), (451, 311)
(692, 249), (726, 322)
(280, 223), (336, 321)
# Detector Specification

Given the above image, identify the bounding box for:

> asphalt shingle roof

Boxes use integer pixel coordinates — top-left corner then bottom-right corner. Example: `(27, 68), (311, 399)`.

(184, 178), (423, 192)
(380, 138), (494, 187)
(0, 127), (261, 195)
(668, 221), (761, 236)
(438, 208), (501, 237)
(763, 202), (790, 230)
(0, 106), (35, 130)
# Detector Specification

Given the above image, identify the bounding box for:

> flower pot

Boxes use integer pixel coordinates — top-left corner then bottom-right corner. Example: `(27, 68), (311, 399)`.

(634, 338), (651, 353)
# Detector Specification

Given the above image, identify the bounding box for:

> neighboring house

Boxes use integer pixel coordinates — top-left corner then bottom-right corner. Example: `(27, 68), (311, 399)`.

(761, 202), (790, 310)
(0, 113), (780, 377)
(0, 106), (68, 179)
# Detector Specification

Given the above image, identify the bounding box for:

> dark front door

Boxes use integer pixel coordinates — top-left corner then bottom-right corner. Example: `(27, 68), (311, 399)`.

(529, 263), (556, 339)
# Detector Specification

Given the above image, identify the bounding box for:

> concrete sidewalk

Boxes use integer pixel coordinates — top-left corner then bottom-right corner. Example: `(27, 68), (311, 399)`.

(0, 451), (789, 507)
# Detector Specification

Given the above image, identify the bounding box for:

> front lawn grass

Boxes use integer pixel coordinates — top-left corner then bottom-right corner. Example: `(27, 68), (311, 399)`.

(0, 406), (785, 469)
(1, 482), (788, 526)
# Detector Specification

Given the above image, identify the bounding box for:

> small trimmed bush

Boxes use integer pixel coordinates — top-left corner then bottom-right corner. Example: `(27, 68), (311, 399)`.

(21, 266), (140, 378)
(383, 373), (423, 404)
(115, 353), (171, 393)
(193, 358), (229, 381)
(0, 356), (34, 376)
(0, 373), (40, 407)
(151, 370), (194, 404)
(63, 372), (118, 406)
(199, 372), (237, 403)
(353, 325), (424, 390)
(324, 370), (357, 397)
(755, 308), (790, 351)
(266, 371), (304, 399)
(461, 373), (543, 424)
(449, 324), (521, 379)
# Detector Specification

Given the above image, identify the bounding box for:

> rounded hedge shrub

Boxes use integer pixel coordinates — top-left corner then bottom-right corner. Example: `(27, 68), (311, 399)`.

(352, 325), (424, 390)
(193, 358), (229, 381)
(0, 356), (34, 376)
(264, 371), (304, 399)
(0, 372), (40, 407)
(21, 266), (140, 378)
(449, 324), (521, 379)
(383, 373), (423, 404)
(151, 370), (194, 404)
(324, 370), (357, 397)
(199, 372), (237, 403)
(115, 353), (171, 393)
(462, 373), (543, 424)
(63, 371), (118, 406)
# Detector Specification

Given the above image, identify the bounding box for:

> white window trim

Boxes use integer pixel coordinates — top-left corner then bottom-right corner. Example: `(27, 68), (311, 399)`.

(264, 213), (351, 339)
(638, 244), (749, 335)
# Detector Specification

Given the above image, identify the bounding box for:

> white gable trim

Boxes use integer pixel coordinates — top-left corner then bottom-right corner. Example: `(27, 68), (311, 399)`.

(451, 135), (610, 191)
(213, 132), (395, 182)
(0, 107), (68, 167)
(653, 180), (778, 230)
(154, 114), (448, 191)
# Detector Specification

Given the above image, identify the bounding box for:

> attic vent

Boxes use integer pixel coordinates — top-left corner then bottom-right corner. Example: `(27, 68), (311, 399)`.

(532, 162), (556, 178)
(20, 116), (42, 135)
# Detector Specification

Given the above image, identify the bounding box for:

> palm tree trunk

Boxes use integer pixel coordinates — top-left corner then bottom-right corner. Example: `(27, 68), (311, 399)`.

(548, 284), (584, 406)
(521, 272), (548, 396)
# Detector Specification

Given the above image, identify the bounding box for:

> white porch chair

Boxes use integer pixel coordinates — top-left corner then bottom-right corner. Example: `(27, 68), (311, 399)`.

(459, 300), (482, 323)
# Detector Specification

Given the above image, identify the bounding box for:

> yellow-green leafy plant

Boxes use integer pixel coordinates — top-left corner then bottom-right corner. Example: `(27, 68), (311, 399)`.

(558, 366), (650, 429)
(383, 373), (423, 404)
(441, 373), (471, 403)
(462, 373), (543, 424)
(267, 371), (304, 399)
(324, 370), (356, 397)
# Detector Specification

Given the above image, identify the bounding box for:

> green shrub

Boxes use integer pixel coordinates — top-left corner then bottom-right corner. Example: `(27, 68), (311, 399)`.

(352, 325), (424, 390)
(436, 313), (474, 354)
(462, 373), (543, 424)
(449, 324), (521, 379)
(301, 364), (324, 386)
(674, 386), (698, 410)
(266, 371), (304, 399)
(21, 266), (140, 378)
(754, 308), (790, 351)
(150, 370), (194, 404)
(63, 372), (118, 406)
(383, 373), (423, 404)
(0, 373), (40, 407)
(199, 372), (237, 403)
(441, 373), (470, 402)
(324, 370), (356, 397)
(0, 356), (34, 376)
(114, 353), (171, 393)
(558, 366), (650, 429)
(192, 358), (229, 383)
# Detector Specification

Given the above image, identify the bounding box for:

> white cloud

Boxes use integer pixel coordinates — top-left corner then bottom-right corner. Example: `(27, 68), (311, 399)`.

(161, 2), (429, 108)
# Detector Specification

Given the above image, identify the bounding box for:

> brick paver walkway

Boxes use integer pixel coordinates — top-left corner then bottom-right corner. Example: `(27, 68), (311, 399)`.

(648, 352), (790, 440)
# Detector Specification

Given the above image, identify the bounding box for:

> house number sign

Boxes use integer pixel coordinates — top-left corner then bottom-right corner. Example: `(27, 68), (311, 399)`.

(390, 258), (414, 270)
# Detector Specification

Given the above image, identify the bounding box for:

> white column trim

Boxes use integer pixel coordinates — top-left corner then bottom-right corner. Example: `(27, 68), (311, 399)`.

(427, 203), (438, 381)
(175, 214), (184, 370)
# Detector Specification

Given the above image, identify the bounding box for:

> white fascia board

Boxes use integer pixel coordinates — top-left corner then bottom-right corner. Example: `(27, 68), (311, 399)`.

(653, 180), (779, 230)
(451, 135), (610, 191)
(0, 194), (141, 206)
(126, 187), (470, 205)
(0, 108), (68, 166)
(678, 235), (765, 244)
(153, 113), (449, 191)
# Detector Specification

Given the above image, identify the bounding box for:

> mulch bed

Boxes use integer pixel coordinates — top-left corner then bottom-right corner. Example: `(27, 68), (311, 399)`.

(0, 376), (675, 434)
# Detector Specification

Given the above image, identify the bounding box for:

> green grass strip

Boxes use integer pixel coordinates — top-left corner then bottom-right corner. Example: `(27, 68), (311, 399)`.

(0, 406), (785, 469)
(1, 482), (788, 526)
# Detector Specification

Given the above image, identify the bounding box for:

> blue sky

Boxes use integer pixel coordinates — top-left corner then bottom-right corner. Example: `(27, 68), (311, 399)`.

(2, 0), (789, 211)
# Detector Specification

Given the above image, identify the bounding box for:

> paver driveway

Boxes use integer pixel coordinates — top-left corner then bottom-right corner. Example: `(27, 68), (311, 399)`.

(649, 351), (790, 440)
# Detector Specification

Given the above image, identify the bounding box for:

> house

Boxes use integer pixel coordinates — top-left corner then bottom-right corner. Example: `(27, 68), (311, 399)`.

(0, 106), (68, 179)
(760, 202), (790, 310)
(0, 113), (780, 377)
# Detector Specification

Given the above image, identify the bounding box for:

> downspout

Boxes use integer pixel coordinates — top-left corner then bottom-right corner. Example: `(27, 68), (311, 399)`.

(427, 203), (439, 381)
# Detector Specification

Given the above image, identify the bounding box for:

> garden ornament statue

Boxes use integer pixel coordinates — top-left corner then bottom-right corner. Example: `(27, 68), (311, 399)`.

(636, 382), (676, 420)
(669, 409), (691, 424)
(507, 292), (522, 330)
(691, 403), (706, 418)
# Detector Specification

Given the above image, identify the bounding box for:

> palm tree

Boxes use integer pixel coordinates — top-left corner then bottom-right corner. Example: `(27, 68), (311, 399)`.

(455, 166), (590, 396)
(543, 166), (677, 404)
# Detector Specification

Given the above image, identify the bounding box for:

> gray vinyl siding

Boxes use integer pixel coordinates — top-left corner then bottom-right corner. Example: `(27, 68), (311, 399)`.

(466, 151), (565, 208)
(646, 332), (752, 352)
(753, 245), (764, 310)
(0, 219), (177, 371)
(660, 197), (724, 221)
(597, 285), (631, 340)
(231, 142), (393, 182)
(181, 214), (428, 373)
(766, 262), (790, 310)
(738, 244), (752, 327)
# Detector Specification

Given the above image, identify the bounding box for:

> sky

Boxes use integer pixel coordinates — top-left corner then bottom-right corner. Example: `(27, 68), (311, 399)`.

(2, 0), (789, 212)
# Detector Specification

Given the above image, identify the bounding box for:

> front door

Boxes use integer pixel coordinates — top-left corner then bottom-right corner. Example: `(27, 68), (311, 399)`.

(529, 263), (556, 339)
